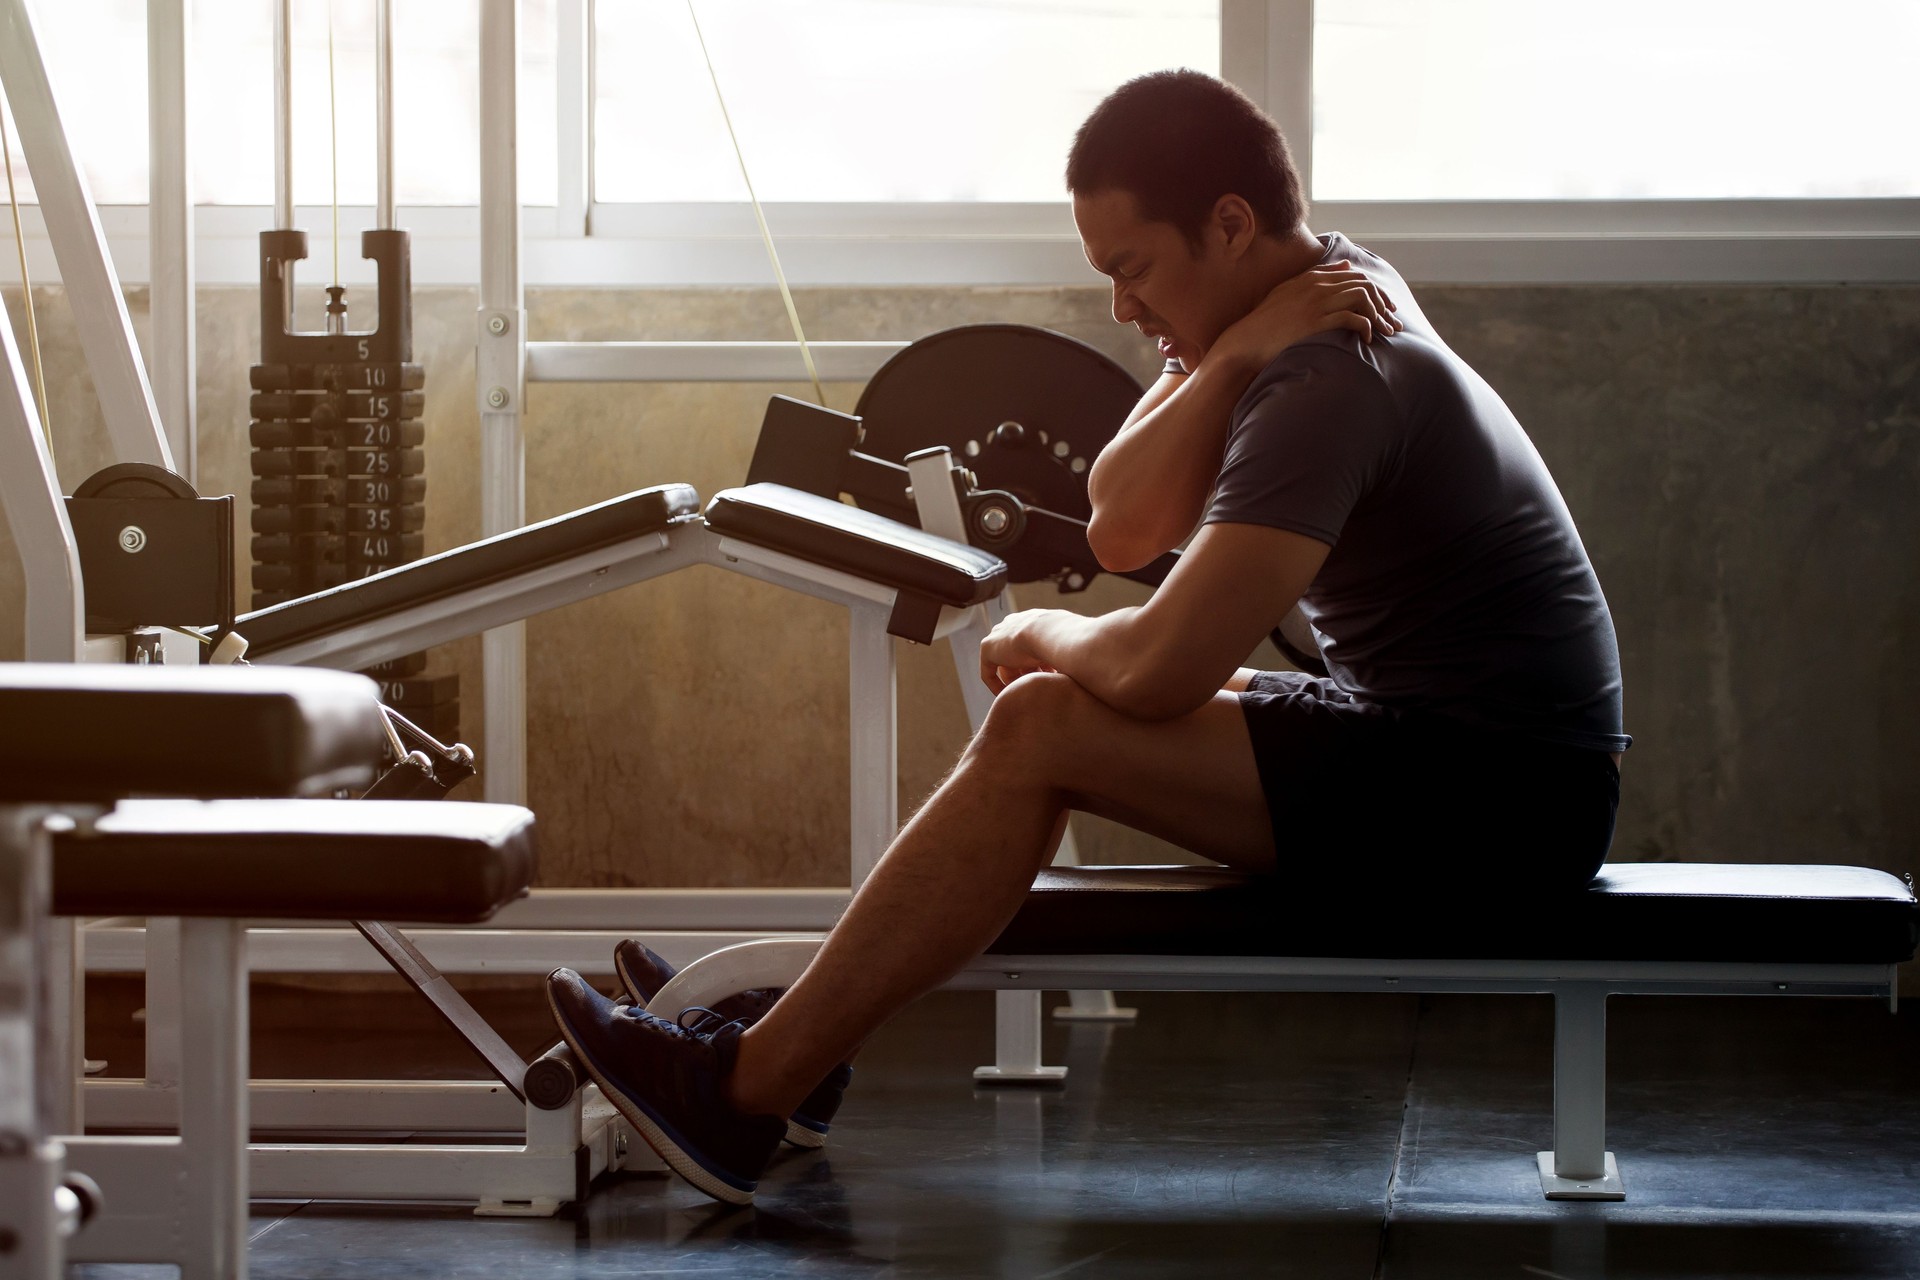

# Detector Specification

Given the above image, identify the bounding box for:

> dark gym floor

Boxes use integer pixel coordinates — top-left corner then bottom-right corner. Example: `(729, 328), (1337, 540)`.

(74, 976), (1920, 1279)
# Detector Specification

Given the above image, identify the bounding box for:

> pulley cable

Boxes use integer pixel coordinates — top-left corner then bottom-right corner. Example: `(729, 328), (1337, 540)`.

(0, 92), (53, 450)
(684, 0), (825, 406)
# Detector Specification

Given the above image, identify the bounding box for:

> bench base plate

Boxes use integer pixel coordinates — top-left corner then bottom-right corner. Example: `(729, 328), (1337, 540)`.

(1537, 1150), (1625, 1201)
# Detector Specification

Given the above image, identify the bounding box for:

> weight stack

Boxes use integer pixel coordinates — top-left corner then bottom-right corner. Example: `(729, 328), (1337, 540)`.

(249, 228), (459, 743)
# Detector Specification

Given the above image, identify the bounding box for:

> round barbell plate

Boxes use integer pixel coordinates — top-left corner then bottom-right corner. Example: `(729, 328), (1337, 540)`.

(853, 324), (1142, 524)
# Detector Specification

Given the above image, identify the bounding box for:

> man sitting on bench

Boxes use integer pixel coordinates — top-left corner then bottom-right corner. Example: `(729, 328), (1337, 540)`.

(547, 68), (1632, 1206)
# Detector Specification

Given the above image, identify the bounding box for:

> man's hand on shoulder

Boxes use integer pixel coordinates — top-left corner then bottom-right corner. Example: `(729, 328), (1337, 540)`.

(1209, 262), (1403, 376)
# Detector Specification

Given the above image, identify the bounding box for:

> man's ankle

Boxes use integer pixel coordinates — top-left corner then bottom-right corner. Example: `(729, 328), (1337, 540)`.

(724, 1025), (800, 1119)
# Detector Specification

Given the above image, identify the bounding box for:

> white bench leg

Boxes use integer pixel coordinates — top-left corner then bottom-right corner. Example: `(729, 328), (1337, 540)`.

(178, 917), (248, 1279)
(973, 990), (1067, 1084)
(1538, 982), (1624, 1200)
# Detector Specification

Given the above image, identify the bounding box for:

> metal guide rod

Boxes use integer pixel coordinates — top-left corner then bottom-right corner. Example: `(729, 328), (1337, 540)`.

(478, 0), (528, 805)
(147, 0), (196, 484)
(273, 0), (292, 232)
(0, 289), (83, 661)
(376, 0), (393, 231)
(0, 0), (173, 473)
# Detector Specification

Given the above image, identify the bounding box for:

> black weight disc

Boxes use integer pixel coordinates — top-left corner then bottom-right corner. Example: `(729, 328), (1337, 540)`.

(853, 324), (1142, 525)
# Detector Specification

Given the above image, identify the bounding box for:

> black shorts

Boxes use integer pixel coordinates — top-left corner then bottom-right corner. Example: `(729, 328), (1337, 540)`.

(1239, 671), (1619, 896)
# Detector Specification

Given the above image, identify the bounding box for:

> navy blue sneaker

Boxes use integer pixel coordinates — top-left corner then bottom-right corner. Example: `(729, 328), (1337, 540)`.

(614, 940), (853, 1150)
(545, 967), (783, 1205)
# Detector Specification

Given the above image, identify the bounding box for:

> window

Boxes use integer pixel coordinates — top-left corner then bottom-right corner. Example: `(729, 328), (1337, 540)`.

(593, 0), (1218, 203)
(1311, 0), (1920, 201)
(1, 0), (556, 207)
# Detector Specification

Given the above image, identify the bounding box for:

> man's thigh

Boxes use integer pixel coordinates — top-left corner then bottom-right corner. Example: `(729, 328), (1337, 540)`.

(996, 676), (1275, 873)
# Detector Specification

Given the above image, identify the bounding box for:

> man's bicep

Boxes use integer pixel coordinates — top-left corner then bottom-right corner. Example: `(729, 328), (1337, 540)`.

(1130, 522), (1330, 715)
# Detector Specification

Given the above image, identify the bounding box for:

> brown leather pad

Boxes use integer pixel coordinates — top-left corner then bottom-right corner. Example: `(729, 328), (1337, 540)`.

(240, 484), (700, 657)
(0, 664), (385, 803)
(52, 799), (535, 922)
(705, 482), (1007, 608)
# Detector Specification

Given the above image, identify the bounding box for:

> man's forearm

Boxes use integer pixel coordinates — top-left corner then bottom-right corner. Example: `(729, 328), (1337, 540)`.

(1020, 607), (1145, 712)
(1087, 353), (1263, 570)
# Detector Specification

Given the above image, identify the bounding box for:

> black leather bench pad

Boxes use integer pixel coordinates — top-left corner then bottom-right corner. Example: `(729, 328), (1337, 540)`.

(239, 484), (701, 657)
(0, 664), (385, 803)
(52, 799), (536, 922)
(705, 483), (1006, 609)
(988, 863), (1920, 965)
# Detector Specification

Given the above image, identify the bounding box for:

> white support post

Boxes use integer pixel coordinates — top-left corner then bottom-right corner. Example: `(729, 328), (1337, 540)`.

(846, 601), (898, 887)
(974, 990), (1064, 1085)
(146, 0), (195, 484)
(1538, 982), (1624, 1200)
(178, 917), (249, 1279)
(0, 0), (173, 471)
(0, 289), (84, 663)
(554, 0), (589, 237)
(479, 0), (530, 806)
(2, 808), (69, 1280)
(143, 918), (184, 1095)
(37, 919), (81, 1136)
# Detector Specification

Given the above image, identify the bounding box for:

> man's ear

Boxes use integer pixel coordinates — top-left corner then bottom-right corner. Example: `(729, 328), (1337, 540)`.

(1210, 195), (1259, 259)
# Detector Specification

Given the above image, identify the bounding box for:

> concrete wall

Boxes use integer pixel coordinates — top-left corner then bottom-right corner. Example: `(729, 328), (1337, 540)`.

(3, 281), (1916, 900)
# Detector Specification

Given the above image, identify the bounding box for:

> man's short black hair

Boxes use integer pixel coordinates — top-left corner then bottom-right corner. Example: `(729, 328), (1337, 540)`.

(1066, 69), (1306, 246)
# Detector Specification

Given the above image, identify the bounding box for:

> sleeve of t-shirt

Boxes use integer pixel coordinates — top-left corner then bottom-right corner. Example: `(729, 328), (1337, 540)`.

(1203, 345), (1403, 547)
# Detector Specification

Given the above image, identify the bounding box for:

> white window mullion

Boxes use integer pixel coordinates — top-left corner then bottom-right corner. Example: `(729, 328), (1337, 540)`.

(553, 0), (589, 237)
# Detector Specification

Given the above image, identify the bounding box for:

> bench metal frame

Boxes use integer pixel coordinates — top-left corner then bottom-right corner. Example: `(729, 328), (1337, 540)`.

(644, 935), (1902, 1202)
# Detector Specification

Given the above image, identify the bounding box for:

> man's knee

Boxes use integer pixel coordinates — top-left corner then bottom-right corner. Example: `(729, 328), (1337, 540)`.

(968, 673), (1095, 775)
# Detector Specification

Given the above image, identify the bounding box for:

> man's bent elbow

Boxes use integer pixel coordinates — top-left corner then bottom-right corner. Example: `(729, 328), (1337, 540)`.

(1087, 515), (1166, 576)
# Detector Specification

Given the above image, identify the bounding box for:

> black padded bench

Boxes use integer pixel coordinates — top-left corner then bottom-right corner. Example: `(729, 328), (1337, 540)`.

(705, 482), (1009, 643)
(234, 483), (701, 669)
(0, 664), (535, 1278)
(641, 859), (1918, 1203)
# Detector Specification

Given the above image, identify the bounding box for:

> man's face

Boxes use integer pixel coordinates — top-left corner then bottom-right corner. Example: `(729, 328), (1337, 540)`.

(1071, 188), (1246, 369)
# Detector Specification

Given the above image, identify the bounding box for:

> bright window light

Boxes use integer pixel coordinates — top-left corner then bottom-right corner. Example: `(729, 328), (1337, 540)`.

(1312, 0), (1920, 201)
(593, 0), (1218, 203)
(1, 0), (555, 207)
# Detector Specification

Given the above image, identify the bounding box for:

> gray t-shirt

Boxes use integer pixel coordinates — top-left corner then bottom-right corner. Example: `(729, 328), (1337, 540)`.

(1205, 232), (1630, 753)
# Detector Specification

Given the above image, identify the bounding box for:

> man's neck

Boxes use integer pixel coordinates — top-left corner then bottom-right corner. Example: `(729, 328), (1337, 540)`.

(1229, 224), (1328, 316)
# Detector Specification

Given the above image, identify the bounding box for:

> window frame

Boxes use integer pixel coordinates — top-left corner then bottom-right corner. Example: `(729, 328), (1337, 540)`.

(4, 0), (1917, 290)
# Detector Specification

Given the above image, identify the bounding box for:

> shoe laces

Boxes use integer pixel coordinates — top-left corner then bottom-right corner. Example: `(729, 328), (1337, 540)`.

(675, 1004), (752, 1039)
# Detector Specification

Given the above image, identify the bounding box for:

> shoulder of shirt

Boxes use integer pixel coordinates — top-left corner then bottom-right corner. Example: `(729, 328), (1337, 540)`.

(1243, 332), (1394, 403)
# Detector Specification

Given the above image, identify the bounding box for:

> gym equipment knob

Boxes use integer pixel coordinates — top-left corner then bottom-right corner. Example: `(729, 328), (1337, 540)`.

(992, 421), (1026, 448)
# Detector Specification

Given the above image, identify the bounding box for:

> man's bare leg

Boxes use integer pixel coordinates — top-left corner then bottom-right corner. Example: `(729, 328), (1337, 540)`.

(727, 671), (1276, 1119)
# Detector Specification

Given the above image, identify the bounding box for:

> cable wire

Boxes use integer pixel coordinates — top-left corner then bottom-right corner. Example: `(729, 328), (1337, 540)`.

(0, 93), (53, 449)
(684, 0), (825, 406)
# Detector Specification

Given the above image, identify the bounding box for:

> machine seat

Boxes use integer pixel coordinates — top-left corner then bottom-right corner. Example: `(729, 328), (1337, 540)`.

(51, 799), (534, 922)
(989, 863), (1920, 965)
(238, 484), (701, 658)
(705, 482), (1007, 611)
(0, 664), (385, 803)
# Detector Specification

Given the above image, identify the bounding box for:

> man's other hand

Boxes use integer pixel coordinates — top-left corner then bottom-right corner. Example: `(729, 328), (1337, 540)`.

(980, 610), (1060, 695)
